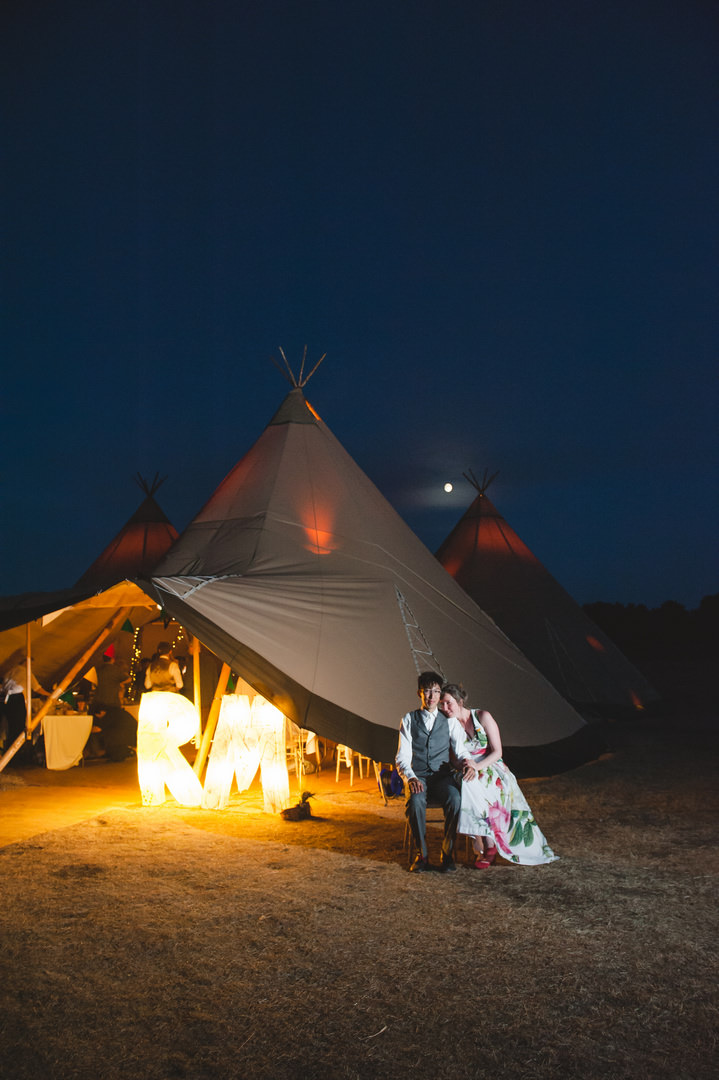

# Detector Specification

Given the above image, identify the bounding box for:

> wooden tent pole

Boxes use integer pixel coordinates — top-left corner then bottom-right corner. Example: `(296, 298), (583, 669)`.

(0, 732), (30, 773)
(193, 663), (230, 779)
(26, 623), (32, 729)
(27, 607), (134, 737)
(191, 634), (201, 713)
(0, 626), (34, 773)
(190, 633), (202, 748)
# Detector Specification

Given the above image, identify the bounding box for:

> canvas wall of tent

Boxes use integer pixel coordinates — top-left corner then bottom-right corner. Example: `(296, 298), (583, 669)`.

(1, 375), (601, 777)
(435, 470), (659, 715)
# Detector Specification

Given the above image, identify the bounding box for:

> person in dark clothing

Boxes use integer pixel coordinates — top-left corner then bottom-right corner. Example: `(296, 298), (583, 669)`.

(144, 642), (183, 692)
(92, 653), (136, 762)
(395, 670), (474, 873)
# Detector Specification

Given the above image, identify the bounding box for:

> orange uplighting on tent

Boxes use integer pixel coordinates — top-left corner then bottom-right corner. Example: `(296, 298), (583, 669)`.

(586, 636), (606, 652)
(306, 528), (336, 555)
(301, 504), (338, 555)
(630, 691), (645, 710)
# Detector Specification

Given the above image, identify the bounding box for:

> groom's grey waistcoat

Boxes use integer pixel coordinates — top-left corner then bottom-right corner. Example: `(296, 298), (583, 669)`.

(410, 711), (451, 777)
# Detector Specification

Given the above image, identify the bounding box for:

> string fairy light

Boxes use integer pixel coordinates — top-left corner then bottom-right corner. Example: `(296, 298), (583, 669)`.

(126, 626), (144, 703)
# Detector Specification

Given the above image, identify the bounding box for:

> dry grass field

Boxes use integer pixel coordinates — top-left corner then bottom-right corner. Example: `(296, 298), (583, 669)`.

(1, 702), (717, 1080)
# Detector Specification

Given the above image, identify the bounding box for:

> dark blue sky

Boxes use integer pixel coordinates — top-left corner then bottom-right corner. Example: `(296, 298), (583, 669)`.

(2, 1), (717, 608)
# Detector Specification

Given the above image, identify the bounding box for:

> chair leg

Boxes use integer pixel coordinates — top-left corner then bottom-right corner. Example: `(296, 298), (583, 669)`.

(374, 761), (387, 805)
(404, 819), (414, 866)
(405, 810), (465, 866)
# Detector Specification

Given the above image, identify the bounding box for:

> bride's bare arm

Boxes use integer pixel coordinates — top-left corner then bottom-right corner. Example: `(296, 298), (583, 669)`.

(474, 710), (503, 773)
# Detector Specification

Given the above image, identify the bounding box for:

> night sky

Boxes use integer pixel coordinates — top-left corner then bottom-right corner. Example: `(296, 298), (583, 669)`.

(3, 1), (717, 609)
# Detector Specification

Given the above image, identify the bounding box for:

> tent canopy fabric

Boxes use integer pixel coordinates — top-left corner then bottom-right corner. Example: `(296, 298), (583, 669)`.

(149, 389), (588, 765)
(0, 585), (97, 635)
(435, 486), (660, 712)
(0, 582), (159, 689)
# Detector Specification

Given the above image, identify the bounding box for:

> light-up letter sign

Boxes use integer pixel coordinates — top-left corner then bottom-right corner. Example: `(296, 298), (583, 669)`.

(203, 694), (253, 810)
(203, 693), (290, 813)
(137, 691), (204, 807)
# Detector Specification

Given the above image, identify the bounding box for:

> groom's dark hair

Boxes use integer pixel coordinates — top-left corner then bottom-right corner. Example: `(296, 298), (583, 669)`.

(417, 670), (443, 692)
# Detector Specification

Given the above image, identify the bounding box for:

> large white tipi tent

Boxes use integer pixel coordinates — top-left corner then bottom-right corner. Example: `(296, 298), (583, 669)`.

(147, 384), (593, 769)
(435, 472), (659, 713)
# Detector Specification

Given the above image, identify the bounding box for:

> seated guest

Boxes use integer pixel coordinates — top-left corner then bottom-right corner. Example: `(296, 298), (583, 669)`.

(439, 683), (558, 868)
(395, 670), (474, 873)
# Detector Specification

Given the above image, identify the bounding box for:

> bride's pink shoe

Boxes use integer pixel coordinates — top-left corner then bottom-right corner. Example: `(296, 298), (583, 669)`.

(473, 845), (497, 870)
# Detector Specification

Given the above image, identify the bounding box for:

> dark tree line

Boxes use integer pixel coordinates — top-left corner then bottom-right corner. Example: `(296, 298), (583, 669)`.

(584, 594), (718, 665)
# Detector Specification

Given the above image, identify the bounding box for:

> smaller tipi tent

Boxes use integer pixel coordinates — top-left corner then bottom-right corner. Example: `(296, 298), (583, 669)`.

(435, 471), (659, 713)
(75, 475), (178, 590)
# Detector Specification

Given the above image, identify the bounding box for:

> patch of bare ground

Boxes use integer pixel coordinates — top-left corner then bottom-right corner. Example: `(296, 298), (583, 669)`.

(0, 709), (717, 1080)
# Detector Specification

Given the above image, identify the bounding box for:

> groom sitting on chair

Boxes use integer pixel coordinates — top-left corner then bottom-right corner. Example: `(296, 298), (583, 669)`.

(395, 670), (474, 873)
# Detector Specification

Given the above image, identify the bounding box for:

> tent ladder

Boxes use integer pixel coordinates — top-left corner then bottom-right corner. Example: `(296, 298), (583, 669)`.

(395, 587), (445, 679)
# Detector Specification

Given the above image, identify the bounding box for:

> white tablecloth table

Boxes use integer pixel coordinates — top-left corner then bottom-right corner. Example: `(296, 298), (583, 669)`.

(43, 714), (93, 770)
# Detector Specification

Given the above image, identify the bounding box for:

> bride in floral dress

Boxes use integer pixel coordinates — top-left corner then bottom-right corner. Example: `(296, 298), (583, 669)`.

(439, 683), (558, 868)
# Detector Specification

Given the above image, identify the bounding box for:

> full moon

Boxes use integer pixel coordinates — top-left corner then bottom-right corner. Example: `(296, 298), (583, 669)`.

(444, 482), (453, 493)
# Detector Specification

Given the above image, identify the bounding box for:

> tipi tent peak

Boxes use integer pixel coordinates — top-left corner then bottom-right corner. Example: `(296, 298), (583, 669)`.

(463, 466), (500, 496)
(135, 471), (168, 498)
(270, 345), (327, 390)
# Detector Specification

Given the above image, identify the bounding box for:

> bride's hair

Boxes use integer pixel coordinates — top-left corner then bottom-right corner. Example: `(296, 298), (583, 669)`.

(440, 682), (468, 705)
